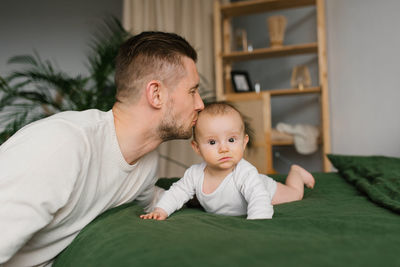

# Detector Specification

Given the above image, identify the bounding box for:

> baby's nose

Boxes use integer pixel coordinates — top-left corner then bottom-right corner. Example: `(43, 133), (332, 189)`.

(218, 143), (229, 153)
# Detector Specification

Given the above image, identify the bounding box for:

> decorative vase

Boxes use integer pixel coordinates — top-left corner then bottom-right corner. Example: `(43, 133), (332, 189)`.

(267, 15), (287, 47)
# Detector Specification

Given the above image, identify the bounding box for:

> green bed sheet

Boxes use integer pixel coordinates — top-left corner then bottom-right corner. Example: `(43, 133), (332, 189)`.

(53, 162), (400, 266)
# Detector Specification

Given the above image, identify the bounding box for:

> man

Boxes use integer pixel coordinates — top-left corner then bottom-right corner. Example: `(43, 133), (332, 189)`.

(0, 31), (204, 266)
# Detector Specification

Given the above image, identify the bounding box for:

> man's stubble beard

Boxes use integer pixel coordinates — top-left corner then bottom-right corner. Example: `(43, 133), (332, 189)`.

(158, 100), (193, 142)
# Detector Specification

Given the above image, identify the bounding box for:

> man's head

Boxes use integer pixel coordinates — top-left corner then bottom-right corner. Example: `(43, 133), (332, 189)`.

(115, 31), (204, 141)
(192, 102), (249, 172)
(115, 31), (198, 103)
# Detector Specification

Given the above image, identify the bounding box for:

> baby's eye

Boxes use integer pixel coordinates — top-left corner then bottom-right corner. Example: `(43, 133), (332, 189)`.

(228, 137), (235, 143)
(208, 140), (216, 145)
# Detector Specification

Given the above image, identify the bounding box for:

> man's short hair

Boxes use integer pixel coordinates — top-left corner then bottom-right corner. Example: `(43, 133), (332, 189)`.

(115, 31), (197, 103)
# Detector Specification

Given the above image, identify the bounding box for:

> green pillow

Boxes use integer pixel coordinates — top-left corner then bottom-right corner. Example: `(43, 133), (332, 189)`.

(327, 154), (400, 214)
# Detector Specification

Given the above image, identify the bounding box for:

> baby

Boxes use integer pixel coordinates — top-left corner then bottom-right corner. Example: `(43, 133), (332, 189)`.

(141, 102), (315, 220)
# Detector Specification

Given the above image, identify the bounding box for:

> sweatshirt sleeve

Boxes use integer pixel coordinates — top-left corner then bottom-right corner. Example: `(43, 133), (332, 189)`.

(0, 121), (87, 263)
(155, 167), (197, 216)
(134, 152), (166, 213)
(135, 174), (166, 213)
(237, 163), (274, 220)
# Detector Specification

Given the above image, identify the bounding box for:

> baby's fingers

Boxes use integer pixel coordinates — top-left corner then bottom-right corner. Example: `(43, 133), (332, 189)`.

(140, 213), (153, 219)
(140, 212), (166, 220)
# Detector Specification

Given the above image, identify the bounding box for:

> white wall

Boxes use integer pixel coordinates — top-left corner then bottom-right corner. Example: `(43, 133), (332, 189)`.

(326, 0), (400, 157)
(0, 0), (122, 77)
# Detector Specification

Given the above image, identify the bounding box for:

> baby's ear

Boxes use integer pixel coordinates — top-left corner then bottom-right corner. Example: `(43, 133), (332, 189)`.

(243, 134), (249, 149)
(191, 140), (200, 155)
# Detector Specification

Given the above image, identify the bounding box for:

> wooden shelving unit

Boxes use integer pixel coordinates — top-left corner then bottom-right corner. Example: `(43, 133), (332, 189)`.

(213, 0), (331, 174)
(219, 0), (316, 16)
(223, 43), (318, 62)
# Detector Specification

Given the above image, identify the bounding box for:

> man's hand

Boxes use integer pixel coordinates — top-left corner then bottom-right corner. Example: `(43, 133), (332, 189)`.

(140, 207), (168, 220)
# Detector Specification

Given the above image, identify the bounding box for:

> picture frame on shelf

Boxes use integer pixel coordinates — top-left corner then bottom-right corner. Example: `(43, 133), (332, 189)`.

(231, 70), (253, 93)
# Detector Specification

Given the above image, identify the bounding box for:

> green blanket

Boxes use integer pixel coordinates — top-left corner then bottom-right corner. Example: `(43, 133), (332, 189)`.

(54, 160), (400, 266)
(328, 154), (400, 213)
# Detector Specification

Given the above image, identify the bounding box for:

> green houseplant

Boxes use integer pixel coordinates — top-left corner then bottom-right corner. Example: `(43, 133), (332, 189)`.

(0, 18), (215, 145)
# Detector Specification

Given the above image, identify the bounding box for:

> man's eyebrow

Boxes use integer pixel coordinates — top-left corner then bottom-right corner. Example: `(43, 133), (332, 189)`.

(191, 83), (200, 89)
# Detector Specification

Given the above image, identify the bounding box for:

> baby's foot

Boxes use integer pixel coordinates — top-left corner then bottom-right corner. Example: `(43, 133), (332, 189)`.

(291, 165), (315, 188)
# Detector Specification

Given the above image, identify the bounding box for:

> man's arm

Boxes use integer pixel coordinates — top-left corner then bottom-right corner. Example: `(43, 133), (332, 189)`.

(135, 183), (165, 213)
(0, 122), (87, 263)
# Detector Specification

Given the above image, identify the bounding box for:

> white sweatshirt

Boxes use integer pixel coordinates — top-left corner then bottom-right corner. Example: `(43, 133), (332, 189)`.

(157, 159), (276, 220)
(0, 109), (163, 266)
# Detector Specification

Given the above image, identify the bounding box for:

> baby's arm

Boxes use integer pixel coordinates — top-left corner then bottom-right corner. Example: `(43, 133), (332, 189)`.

(140, 167), (197, 220)
(140, 207), (168, 220)
(240, 169), (274, 219)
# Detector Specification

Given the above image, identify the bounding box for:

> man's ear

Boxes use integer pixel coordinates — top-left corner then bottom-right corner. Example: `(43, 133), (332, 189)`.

(191, 140), (201, 155)
(145, 80), (164, 109)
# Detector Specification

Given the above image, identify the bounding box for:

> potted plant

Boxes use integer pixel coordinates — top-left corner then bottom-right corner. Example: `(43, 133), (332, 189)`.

(0, 17), (215, 145)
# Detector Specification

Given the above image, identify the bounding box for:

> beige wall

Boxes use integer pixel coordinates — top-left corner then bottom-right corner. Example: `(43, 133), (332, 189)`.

(326, 0), (400, 158)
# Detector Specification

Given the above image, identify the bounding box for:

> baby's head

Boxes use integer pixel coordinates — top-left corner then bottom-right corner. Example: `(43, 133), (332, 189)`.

(191, 102), (249, 171)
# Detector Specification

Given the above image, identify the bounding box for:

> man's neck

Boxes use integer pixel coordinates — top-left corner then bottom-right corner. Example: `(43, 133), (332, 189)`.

(112, 103), (162, 165)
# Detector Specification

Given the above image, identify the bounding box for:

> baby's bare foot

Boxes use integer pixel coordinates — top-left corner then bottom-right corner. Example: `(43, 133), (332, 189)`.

(291, 165), (315, 188)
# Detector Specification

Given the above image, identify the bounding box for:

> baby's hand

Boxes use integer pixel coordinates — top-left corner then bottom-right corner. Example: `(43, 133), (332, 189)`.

(140, 207), (168, 220)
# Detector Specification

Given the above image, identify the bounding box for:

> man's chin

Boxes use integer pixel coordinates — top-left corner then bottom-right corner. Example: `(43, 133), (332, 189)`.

(160, 130), (193, 142)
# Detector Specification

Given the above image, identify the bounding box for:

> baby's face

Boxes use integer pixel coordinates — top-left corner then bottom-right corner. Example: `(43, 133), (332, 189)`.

(192, 111), (248, 173)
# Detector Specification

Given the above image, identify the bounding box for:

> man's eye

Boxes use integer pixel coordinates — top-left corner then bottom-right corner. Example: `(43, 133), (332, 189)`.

(228, 138), (235, 143)
(208, 140), (216, 145)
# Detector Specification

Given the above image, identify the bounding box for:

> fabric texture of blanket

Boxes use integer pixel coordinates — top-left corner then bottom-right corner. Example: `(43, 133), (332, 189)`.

(328, 154), (400, 214)
(53, 167), (400, 267)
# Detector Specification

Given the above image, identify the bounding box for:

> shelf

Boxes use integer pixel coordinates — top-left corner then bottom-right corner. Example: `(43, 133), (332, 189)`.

(214, 0), (331, 173)
(224, 87), (321, 101)
(253, 129), (322, 147)
(222, 43), (318, 62)
(271, 129), (294, 145)
(221, 0), (316, 17)
(269, 86), (321, 96)
(252, 129), (293, 147)
(270, 128), (322, 146)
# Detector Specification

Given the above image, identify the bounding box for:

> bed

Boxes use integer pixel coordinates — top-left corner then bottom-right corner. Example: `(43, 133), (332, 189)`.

(53, 154), (400, 266)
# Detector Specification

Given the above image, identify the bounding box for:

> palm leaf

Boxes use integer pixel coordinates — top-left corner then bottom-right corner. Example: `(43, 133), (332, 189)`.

(0, 17), (214, 146)
(85, 17), (129, 110)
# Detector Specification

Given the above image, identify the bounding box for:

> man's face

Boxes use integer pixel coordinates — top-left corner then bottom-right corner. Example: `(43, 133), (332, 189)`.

(158, 57), (204, 141)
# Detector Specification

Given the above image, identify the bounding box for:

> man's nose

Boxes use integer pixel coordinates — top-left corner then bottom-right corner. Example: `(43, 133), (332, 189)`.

(195, 92), (204, 111)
